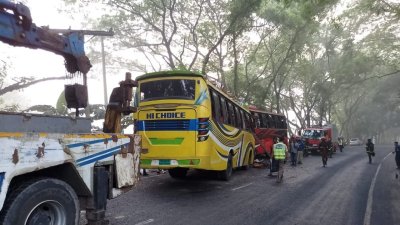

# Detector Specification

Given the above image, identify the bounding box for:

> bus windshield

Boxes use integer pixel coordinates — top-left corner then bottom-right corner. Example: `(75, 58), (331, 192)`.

(302, 129), (323, 139)
(140, 79), (196, 101)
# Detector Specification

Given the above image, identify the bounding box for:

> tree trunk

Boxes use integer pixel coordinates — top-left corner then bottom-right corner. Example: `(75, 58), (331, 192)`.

(232, 34), (239, 97)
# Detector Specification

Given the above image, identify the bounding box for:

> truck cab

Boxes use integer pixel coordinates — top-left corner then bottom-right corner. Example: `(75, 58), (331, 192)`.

(301, 124), (338, 155)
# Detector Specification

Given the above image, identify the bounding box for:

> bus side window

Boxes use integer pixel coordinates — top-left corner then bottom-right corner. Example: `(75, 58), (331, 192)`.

(265, 113), (271, 128)
(261, 113), (268, 128)
(276, 115), (282, 128)
(284, 118), (288, 129)
(220, 96), (228, 124)
(252, 112), (258, 128)
(276, 115), (281, 128)
(272, 115), (278, 128)
(256, 113), (261, 127)
(283, 116), (288, 129)
(227, 101), (235, 127)
(245, 113), (250, 131)
(254, 113), (262, 128)
(249, 114), (255, 132)
(234, 106), (242, 129)
(210, 89), (221, 122)
(258, 113), (263, 128)
(210, 89), (215, 117)
(240, 110), (246, 130)
(268, 114), (273, 128)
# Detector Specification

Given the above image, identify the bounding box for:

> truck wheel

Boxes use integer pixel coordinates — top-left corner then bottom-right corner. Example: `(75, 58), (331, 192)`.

(219, 153), (233, 181)
(0, 178), (79, 225)
(168, 168), (188, 178)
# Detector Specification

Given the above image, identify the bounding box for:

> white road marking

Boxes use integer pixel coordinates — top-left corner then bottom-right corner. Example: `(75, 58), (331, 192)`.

(115, 215), (125, 219)
(232, 182), (253, 191)
(363, 152), (392, 225)
(135, 219), (155, 225)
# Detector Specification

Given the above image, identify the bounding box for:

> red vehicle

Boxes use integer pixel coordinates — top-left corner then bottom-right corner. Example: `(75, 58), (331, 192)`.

(249, 107), (288, 159)
(301, 124), (338, 155)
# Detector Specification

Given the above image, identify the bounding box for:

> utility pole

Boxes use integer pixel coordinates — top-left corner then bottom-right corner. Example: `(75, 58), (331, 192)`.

(101, 36), (108, 105)
(49, 28), (114, 106)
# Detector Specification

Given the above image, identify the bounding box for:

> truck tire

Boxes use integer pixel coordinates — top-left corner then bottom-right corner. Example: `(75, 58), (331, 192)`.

(219, 153), (233, 181)
(0, 178), (79, 225)
(168, 168), (188, 178)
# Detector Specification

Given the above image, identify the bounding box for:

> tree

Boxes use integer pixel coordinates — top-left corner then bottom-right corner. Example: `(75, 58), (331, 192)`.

(0, 57), (66, 111)
(0, 76), (65, 97)
(60, 0), (400, 141)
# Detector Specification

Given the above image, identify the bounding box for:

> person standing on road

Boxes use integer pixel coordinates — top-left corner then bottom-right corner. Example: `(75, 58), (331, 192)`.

(392, 141), (400, 169)
(366, 138), (375, 164)
(296, 137), (304, 165)
(319, 137), (329, 167)
(290, 136), (298, 166)
(338, 137), (344, 152)
(273, 137), (288, 183)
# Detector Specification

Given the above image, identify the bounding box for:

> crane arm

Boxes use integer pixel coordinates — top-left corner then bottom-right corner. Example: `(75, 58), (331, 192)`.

(0, 0), (91, 74)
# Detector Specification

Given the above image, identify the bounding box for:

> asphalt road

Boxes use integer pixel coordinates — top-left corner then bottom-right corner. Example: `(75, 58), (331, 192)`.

(83, 144), (400, 225)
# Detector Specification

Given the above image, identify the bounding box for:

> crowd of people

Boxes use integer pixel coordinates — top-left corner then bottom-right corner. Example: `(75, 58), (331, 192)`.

(140, 136), (400, 180)
(268, 135), (400, 184)
(286, 135), (334, 169)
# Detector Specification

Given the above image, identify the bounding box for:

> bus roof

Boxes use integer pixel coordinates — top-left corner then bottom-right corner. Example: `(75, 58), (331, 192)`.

(136, 70), (250, 113)
(205, 80), (251, 113)
(248, 108), (285, 117)
(136, 70), (205, 81)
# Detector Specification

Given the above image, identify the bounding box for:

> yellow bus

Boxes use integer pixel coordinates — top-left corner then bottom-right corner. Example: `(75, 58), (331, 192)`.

(134, 70), (255, 180)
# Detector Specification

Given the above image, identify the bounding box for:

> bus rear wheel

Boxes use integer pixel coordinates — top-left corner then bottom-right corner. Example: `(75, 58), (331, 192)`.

(168, 168), (188, 179)
(242, 146), (253, 170)
(219, 153), (233, 181)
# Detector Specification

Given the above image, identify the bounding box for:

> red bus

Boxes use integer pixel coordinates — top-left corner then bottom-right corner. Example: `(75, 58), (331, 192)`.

(249, 108), (288, 159)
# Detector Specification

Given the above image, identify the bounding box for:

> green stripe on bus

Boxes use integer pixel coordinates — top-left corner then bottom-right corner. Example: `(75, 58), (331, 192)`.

(178, 159), (200, 165)
(141, 159), (152, 165)
(149, 138), (184, 145)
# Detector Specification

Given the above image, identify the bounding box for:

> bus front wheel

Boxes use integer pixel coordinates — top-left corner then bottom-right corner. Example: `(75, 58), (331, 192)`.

(168, 168), (188, 179)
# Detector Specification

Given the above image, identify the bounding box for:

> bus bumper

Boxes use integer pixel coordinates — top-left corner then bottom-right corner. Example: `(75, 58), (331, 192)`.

(140, 156), (225, 171)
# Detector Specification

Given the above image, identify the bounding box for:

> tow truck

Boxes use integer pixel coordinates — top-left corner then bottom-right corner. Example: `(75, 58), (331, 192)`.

(0, 1), (140, 224)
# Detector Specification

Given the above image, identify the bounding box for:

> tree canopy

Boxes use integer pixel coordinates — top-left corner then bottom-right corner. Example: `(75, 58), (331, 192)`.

(2, 0), (399, 142)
